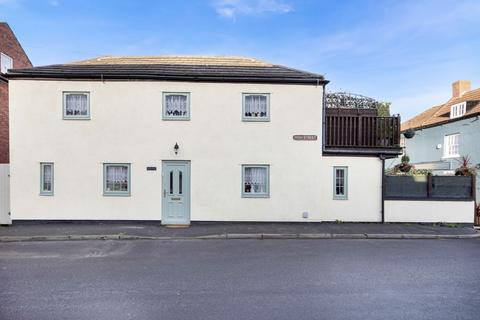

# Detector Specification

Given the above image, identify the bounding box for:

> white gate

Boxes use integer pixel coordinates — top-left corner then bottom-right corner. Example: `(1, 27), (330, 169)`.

(0, 164), (10, 224)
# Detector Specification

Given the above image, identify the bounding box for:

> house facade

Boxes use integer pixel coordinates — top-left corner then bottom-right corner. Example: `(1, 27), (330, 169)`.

(400, 80), (480, 198)
(7, 56), (402, 223)
(0, 22), (32, 164)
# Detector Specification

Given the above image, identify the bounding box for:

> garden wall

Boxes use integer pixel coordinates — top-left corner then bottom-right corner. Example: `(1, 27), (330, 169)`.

(384, 175), (475, 223)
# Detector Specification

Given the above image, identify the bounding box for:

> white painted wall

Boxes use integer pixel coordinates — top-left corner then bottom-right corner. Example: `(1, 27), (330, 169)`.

(0, 164), (10, 224)
(9, 79), (383, 222)
(385, 200), (474, 223)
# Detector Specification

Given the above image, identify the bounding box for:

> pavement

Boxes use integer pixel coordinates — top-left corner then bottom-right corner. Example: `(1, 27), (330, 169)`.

(0, 221), (478, 242)
(1, 239), (479, 320)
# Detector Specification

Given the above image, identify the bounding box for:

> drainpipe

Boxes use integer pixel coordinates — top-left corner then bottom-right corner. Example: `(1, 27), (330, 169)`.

(379, 154), (386, 223)
(321, 82), (327, 154)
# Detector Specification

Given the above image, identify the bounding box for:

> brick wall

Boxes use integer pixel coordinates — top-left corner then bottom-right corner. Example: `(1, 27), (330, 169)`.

(0, 22), (32, 163)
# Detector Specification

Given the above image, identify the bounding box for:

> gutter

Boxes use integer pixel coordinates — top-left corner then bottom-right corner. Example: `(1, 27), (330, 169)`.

(5, 72), (330, 86)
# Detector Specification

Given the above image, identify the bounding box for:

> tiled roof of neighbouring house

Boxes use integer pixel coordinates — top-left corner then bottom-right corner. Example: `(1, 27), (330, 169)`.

(401, 87), (480, 131)
(6, 55), (328, 85)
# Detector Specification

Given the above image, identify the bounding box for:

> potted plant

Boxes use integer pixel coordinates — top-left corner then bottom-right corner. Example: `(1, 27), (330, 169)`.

(454, 155), (477, 176)
(395, 154), (413, 173)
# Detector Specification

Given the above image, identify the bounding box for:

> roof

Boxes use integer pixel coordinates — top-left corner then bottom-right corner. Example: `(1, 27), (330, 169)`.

(71, 55), (274, 67)
(401, 87), (480, 131)
(0, 22), (33, 68)
(6, 55), (328, 85)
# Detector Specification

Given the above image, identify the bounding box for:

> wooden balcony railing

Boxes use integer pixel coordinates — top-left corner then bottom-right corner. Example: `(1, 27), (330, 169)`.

(325, 113), (401, 149)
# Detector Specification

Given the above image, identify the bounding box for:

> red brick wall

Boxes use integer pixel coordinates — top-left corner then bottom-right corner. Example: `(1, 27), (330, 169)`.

(0, 23), (32, 163)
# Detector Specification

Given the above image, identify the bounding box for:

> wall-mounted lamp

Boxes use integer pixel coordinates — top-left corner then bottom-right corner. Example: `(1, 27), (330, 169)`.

(174, 143), (179, 155)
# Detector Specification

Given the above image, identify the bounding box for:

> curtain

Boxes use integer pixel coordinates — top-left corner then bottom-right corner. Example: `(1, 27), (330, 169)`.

(244, 167), (267, 193)
(244, 95), (267, 118)
(165, 95), (188, 116)
(106, 166), (128, 191)
(43, 165), (52, 191)
(66, 94), (88, 116)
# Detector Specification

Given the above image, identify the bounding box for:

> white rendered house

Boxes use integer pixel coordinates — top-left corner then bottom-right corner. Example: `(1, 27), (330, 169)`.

(7, 56), (402, 224)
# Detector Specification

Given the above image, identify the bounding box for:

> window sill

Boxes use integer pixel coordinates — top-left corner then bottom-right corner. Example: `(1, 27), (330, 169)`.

(63, 116), (91, 120)
(39, 193), (54, 196)
(162, 117), (191, 121)
(333, 196), (348, 200)
(242, 117), (270, 122)
(103, 192), (131, 197)
(242, 194), (270, 198)
(442, 155), (460, 159)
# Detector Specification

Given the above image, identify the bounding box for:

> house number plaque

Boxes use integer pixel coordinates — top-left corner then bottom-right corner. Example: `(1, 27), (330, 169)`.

(293, 135), (317, 141)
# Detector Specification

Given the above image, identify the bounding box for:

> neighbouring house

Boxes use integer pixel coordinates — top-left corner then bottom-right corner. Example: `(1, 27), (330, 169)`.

(0, 22), (32, 164)
(400, 80), (480, 199)
(7, 55), (473, 224)
(0, 22), (32, 225)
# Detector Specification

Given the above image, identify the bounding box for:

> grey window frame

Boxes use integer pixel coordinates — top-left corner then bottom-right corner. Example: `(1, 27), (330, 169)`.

(63, 91), (91, 120)
(241, 164), (270, 198)
(333, 166), (348, 200)
(40, 162), (54, 196)
(103, 163), (131, 196)
(242, 93), (270, 122)
(162, 92), (191, 120)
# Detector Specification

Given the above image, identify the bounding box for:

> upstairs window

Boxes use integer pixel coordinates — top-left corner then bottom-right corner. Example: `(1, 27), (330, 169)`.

(40, 163), (54, 196)
(63, 92), (90, 119)
(242, 165), (269, 198)
(103, 163), (131, 196)
(444, 134), (460, 158)
(333, 166), (348, 200)
(243, 93), (270, 121)
(0, 53), (13, 74)
(163, 93), (190, 120)
(450, 102), (466, 119)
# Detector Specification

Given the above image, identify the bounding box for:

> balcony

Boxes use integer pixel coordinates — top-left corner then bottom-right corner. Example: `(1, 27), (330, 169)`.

(324, 108), (402, 156)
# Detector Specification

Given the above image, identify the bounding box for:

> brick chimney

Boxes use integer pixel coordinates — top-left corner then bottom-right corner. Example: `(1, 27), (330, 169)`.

(452, 80), (471, 98)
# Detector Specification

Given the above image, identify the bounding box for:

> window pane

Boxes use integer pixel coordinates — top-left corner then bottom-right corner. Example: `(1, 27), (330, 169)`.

(179, 171), (183, 195)
(335, 168), (346, 196)
(42, 164), (52, 192)
(1, 53), (13, 74)
(65, 94), (88, 116)
(244, 95), (268, 118)
(244, 167), (267, 194)
(106, 165), (129, 192)
(165, 94), (188, 117)
(169, 171), (173, 194)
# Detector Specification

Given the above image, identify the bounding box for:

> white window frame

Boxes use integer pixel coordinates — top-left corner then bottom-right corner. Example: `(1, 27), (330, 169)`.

(40, 162), (54, 196)
(241, 164), (270, 198)
(162, 92), (190, 120)
(63, 92), (91, 120)
(1, 52), (13, 74)
(450, 102), (466, 119)
(443, 134), (460, 158)
(242, 93), (270, 122)
(333, 166), (348, 200)
(103, 163), (131, 196)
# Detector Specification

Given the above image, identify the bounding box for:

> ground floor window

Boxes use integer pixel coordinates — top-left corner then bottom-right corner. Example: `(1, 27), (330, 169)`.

(333, 166), (348, 200)
(242, 165), (269, 197)
(104, 163), (131, 196)
(40, 162), (54, 195)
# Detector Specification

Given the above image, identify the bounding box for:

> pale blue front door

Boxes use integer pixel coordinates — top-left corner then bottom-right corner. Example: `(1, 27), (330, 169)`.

(162, 161), (190, 225)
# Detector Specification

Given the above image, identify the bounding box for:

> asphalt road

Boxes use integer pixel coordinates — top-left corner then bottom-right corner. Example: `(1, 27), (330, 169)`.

(0, 239), (479, 320)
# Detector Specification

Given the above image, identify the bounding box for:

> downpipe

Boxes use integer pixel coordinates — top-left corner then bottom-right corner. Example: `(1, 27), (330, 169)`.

(379, 154), (386, 223)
